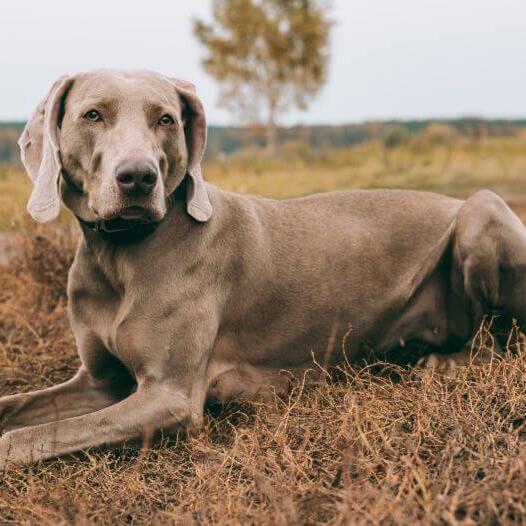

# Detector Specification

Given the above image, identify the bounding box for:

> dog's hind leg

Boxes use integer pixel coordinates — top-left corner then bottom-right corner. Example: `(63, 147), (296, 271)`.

(455, 190), (526, 334)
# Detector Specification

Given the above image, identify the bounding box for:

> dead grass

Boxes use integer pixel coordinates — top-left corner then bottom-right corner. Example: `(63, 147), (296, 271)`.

(205, 138), (526, 200)
(0, 225), (526, 524)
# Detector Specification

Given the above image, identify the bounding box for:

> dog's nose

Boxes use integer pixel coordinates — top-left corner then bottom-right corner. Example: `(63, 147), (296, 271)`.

(115, 160), (158, 196)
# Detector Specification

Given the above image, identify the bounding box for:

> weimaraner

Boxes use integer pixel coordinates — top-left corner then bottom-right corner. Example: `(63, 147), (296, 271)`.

(1, 69), (525, 466)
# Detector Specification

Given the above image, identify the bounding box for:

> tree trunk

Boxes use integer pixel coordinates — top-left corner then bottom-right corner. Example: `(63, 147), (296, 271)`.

(265, 97), (278, 154)
(265, 119), (277, 154)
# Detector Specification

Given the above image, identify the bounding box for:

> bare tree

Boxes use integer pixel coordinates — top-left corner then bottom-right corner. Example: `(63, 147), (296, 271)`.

(194, 0), (331, 151)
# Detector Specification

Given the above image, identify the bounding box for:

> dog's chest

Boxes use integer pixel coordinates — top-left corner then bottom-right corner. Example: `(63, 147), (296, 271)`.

(69, 250), (147, 364)
(69, 275), (119, 348)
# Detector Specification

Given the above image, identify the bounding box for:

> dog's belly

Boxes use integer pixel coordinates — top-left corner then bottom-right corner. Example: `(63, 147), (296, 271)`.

(205, 266), (472, 402)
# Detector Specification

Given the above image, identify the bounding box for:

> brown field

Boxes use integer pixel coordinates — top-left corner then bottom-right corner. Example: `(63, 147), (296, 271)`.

(1, 137), (526, 524)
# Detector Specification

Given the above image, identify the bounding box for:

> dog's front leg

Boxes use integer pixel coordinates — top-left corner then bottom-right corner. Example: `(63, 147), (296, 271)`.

(0, 379), (198, 467)
(0, 367), (129, 433)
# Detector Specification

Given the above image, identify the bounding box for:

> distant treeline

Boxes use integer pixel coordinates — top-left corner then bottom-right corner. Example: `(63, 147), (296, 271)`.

(0, 122), (24, 166)
(1, 118), (525, 166)
(206, 119), (526, 157)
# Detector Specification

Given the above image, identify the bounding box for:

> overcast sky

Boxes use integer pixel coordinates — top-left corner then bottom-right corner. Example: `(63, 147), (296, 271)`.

(1, 0), (524, 124)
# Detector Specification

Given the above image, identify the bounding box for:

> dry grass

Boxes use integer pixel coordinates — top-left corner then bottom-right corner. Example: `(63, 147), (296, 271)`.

(1, 140), (526, 523)
(205, 138), (526, 200)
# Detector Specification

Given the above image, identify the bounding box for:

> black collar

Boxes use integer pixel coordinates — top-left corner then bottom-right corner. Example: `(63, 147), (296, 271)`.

(77, 216), (159, 244)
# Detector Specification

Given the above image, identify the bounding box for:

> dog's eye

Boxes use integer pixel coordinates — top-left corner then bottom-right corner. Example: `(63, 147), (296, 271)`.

(158, 114), (175, 126)
(83, 109), (102, 122)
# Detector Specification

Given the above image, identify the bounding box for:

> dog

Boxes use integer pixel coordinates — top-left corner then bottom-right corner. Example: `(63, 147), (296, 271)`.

(0, 69), (525, 466)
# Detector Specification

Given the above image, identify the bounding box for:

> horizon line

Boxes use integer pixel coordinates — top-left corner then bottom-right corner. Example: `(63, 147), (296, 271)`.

(1, 115), (526, 128)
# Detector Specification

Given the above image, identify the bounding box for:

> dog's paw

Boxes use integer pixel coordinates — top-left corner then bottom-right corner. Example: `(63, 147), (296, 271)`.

(0, 431), (37, 470)
(416, 352), (468, 372)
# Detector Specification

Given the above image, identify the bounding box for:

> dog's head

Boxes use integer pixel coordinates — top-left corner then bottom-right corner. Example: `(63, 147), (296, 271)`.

(19, 70), (212, 224)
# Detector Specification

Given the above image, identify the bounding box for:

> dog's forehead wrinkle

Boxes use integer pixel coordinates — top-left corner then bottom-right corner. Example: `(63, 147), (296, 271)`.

(71, 70), (176, 107)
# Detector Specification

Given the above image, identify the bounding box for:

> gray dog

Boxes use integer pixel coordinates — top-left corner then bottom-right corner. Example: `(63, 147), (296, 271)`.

(0, 69), (525, 466)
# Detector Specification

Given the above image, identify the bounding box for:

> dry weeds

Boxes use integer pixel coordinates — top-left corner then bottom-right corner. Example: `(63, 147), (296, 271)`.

(0, 226), (525, 525)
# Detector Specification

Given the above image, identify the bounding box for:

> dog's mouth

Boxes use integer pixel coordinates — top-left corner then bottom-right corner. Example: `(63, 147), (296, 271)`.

(88, 196), (167, 229)
(85, 205), (160, 234)
(119, 206), (152, 221)
(105, 205), (158, 231)
(98, 204), (162, 223)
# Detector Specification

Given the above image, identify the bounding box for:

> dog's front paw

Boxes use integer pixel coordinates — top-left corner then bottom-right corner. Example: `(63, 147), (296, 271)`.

(0, 431), (40, 470)
(0, 432), (18, 470)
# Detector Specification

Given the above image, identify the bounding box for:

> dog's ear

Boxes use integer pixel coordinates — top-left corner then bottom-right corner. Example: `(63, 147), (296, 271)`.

(19, 75), (74, 223)
(170, 78), (213, 222)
